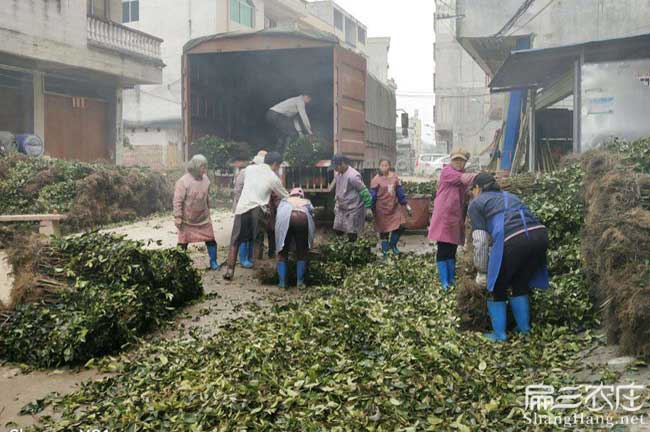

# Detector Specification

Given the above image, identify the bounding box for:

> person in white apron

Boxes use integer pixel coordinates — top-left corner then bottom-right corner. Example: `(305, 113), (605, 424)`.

(468, 173), (550, 341)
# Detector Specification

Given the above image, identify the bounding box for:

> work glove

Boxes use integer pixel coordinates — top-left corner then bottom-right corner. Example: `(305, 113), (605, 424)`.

(174, 217), (183, 230)
(365, 208), (374, 221)
(405, 204), (413, 217)
(475, 272), (487, 288)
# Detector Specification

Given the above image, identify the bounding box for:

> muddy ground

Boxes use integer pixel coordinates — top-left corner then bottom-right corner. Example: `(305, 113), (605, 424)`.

(1, 210), (650, 430)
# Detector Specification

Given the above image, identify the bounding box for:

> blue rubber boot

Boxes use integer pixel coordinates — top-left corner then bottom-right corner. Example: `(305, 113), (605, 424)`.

(381, 240), (390, 258)
(510, 295), (531, 334)
(446, 259), (456, 286)
(238, 243), (253, 269)
(207, 243), (220, 271)
(437, 260), (450, 291)
(296, 260), (307, 287)
(389, 231), (401, 255)
(485, 300), (508, 341)
(277, 261), (288, 289)
(247, 240), (255, 263)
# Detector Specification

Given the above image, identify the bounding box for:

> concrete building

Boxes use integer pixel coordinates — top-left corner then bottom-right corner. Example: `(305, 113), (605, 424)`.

(366, 37), (391, 85)
(435, 0), (650, 167)
(306, 0), (368, 54)
(433, 0), (501, 156)
(0, 0), (163, 163)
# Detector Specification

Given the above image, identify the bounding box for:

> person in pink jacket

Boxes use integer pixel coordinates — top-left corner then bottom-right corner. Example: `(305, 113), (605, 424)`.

(427, 148), (478, 290)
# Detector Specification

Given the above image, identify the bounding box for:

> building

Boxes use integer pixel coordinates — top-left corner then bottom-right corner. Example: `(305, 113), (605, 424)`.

(366, 37), (391, 85)
(0, 0), (163, 163)
(122, 0), (381, 169)
(435, 0), (650, 169)
(433, 0), (501, 156)
(305, 0), (368, 54)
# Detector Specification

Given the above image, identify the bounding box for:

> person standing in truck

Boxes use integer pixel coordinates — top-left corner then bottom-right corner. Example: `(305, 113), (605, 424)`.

(266, 94), (313, 154)
(331, 154), (373, 242)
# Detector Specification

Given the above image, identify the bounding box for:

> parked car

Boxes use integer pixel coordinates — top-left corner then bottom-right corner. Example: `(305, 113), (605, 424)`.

(414, 153), (446, 176)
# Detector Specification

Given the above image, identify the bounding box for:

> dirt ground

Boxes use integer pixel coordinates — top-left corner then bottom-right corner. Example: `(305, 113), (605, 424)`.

(1, 210), (650, 430)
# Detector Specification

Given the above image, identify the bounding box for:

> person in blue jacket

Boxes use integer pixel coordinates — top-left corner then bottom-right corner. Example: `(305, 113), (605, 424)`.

(468, 173), (550, 341)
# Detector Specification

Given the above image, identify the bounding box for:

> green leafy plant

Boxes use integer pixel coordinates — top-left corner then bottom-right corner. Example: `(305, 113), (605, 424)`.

(0, 233), (202, 367)
(35, 255), (594, 431)
(191, 135), (248, 172)
(284, 135), (326, 166)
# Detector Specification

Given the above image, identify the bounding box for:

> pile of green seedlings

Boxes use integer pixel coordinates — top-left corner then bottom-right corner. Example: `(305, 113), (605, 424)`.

(0, 154), (172, 246)
(0, 232), (202, 367)
(32, 253), (597, 431)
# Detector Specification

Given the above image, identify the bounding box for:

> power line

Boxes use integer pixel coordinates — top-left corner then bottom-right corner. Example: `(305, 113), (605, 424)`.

(507, 0), (556, 35)
(494, 0), (537, 37)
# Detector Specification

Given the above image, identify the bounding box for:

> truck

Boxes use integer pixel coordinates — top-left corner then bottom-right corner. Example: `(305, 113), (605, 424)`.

(182, 29), (396, 206)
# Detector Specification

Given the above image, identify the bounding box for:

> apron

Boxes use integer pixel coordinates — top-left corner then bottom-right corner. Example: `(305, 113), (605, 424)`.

(486, 192), (550, 292)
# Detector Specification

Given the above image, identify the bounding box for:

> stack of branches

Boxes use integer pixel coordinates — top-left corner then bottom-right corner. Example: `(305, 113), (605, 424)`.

(0, 232), (203, 367)
(581, 149), (650, 357)
(0, 154), (172, 247)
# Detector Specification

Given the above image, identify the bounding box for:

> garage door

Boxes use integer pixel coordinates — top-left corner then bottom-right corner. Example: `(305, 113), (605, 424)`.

(45, 93), (109, 162)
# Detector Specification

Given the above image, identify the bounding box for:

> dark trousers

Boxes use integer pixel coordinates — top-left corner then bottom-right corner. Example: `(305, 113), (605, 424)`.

(492, 228), (549, 301)
(266, 110), (298, 154)
(279, 212), (309, 262)
(436, 241), (458, 262)
(178, 240), (217, 250)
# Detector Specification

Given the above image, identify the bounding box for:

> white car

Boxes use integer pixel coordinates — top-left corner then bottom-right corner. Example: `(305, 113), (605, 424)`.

(414, 153), (446, 176)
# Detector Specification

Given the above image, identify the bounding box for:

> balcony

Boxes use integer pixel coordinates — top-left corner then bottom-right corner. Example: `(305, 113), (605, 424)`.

(87, 16), (162, 62)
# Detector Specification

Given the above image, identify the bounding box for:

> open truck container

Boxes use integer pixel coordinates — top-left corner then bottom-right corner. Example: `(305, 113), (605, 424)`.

(182, 29), (396, 205)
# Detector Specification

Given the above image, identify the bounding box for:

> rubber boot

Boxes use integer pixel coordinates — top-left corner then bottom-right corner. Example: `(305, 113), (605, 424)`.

(238, 242), (253, 269)
(296, 260), (307, 287)
(437, 260), (450, 291)
(381, 240), (390, 258)
(446, 259), (456, 286)
(207, 243), (220, 271)
(510, 295), (531, 333)
(389, 231), (401, 255)
(247, 240), (255, 263)
(485, 301), (508, 341)
(277, 261), (288, 289)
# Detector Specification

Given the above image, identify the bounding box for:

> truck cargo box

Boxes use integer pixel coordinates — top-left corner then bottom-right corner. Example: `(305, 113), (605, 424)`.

(182, 29), (396, 177)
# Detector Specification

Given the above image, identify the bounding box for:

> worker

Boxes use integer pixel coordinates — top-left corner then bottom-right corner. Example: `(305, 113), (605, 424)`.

(370, 159), (412, 257)
(266, 94), (313, 154)
(233, 150), (268, 268)
(173, 154), (219, 270)
(331, 154), (373, 242)
(427, 148), (478, 290)
(224, 151), (289, 281)
(275, 187), (315, 289)
(469, 173), (549, 341)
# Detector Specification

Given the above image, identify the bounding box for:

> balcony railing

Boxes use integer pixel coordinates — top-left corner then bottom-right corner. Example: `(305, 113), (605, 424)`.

(87, 16), (162, 61)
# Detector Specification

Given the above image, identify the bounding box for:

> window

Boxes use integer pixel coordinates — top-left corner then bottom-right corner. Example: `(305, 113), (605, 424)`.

(333, 9), (343, 30)
(345, 17), (356, 46)
(358, 27), (366, 44)
(122, 0), (139, 23)
(87, 0), (108, 19)
(231, 0), (254, 28)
